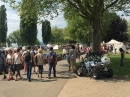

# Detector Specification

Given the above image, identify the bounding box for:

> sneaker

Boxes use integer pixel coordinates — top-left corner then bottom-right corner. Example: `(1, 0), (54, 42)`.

(23, 72), (26, 75)
(48, 77), (51, 79)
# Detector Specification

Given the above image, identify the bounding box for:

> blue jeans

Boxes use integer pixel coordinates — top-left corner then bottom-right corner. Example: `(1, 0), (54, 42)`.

(25, 62), (32, 81)
(48, 63), (56, 77)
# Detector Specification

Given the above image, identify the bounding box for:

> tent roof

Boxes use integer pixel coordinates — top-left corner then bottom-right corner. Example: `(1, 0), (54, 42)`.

(106, 39), (122, 44)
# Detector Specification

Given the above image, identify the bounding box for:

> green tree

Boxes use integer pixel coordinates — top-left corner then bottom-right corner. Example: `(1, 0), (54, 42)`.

(35, 38), (40, 45)
(6, 37), (11, 47)
(50, 26), (66, 44)
(6, 30), (22, 46)
(42, 20), (51, 45)
(2, 0), (130, 52)
(103, 16), (128, 42)
(65, 16), (92, 44)
(127, 19), (130, 42)
(20, 0), (37, 45)
(0, 5), (7, 44)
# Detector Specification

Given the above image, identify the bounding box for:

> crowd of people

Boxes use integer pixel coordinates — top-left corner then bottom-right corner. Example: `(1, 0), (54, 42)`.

(0, 45), (57, 82)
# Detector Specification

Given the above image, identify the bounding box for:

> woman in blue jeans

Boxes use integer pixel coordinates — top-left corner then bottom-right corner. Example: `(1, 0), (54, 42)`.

(34, 48), (45, 78)
(6, 49), (14, 81)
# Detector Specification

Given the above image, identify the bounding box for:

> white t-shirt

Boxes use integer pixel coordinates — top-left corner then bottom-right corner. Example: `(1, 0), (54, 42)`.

(13, 53), (21, 64)
(63, 49), (67, 54)
(6, 54), (13, 64)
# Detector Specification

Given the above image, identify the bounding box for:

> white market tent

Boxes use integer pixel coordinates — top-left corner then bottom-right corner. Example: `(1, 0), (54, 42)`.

(53, 44), (61, 50)
(106, 39), (126, 53)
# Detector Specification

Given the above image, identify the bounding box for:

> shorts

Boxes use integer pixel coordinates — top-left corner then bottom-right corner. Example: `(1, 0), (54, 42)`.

(7, 64), (13, 70)
(0, 63), (4, 72)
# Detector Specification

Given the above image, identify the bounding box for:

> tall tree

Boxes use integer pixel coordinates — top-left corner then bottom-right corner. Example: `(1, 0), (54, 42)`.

(6, 30), (22, 46)
(20, 0), (37, 45)
(127, 19), (130, 42)
(42, 20), (51, 45)
(2, 0), (130, 52)
(50, 26), (66, 44)
(103, 16), (128, 42)
(65, 16), (92, 44)
(0, 5), (7, 44)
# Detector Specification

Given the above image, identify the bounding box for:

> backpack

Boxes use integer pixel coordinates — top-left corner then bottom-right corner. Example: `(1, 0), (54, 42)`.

(24, 51), (31, 62)
(47, 53), (55, 63)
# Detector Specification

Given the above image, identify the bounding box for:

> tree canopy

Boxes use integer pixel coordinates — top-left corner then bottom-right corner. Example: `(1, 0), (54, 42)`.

(42, 20), (51, 44)
(0, 5), (7, 44)
(103, 16), (128, 42)
(1, 0), (130, 51)
(20, 0), (38, 45)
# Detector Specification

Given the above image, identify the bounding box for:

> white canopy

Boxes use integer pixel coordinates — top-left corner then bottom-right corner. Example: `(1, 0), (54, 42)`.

(106, 39), (126, 53)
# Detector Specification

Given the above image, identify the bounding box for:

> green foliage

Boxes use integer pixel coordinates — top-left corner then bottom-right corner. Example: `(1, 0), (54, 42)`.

(127, 19), (130, 42)
(50, 26), (66, 44)
(20, 0), (38, 45)
(35, 38), (40, 45)
(6, 29), (40, 46)
(6, 30), (22, 46)
(42, 20), (51, 44)
(0, 5), (7, 43)
(1, 0), (130, 52)
(101, 11), (118, 39)
(65, 16), (92, 43)
(103, 16), (128, 42)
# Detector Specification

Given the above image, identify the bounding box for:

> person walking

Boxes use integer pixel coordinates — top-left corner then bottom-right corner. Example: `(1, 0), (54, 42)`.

(22, 46), (27, 75)
(66, 51), (71, 71)
(119, 48), (125, 67)
(34, 48), (45, 78)
(0, 49), (7, 80)
(46, 47), (57, 79)
(12, 48), (23, 81)
(62, 47), (67, 60)
(22, 46), (34, 82)
(6, 49), (14, 81)
(69, 45), (79, 73)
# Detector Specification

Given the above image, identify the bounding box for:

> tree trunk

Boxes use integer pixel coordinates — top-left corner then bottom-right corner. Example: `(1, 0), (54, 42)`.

(91, 18), (102, 53)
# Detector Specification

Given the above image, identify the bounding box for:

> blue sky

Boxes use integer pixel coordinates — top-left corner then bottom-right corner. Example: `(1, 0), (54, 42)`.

(0, 1), (130, 42)
(0, 1), (67, 42)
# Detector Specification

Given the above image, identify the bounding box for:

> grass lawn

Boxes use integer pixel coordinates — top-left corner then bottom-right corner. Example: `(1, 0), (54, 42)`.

(108, 53), (130, 76)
